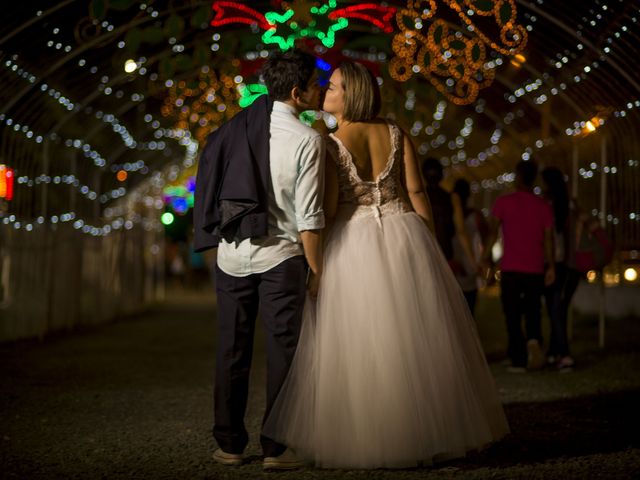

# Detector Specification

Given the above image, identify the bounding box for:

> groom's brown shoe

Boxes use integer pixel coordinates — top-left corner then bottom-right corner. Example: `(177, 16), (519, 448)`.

(213, 448), (243, 466)
(263, 448), (304, 470)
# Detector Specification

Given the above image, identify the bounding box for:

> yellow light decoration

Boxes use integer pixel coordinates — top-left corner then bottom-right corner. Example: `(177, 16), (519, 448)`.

(390, 0), (527, 105)
(160, 69), (241, 146)
(603, 272), (620, 287)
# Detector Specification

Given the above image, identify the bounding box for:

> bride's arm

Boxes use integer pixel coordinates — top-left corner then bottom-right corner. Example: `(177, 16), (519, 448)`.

(402, 132), (435, 233)
(323, 149), (339, 236)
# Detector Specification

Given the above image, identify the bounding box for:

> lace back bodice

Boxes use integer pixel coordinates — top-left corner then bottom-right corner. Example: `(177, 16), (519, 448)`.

(327, 122), (411, 224)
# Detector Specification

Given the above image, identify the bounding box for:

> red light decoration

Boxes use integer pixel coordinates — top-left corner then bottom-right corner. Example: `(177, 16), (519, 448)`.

(0, 164), (14, 201)
(211, 1), (271, 30)
(329, 4), (396, 33)
(210, 1), (397, 34)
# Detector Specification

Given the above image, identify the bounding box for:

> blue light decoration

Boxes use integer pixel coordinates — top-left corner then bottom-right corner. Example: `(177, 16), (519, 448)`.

(163, 175), (196, 215)
(316, 58), (332, 72)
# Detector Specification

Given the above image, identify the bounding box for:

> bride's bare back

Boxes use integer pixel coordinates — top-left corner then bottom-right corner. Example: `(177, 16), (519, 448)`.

(332, 120), (393, 182)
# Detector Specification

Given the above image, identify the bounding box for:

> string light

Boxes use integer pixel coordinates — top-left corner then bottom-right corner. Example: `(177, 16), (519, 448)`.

(0, 7), (200, 241)
(124, 59), (138, 73)
(160, 66), (241, 146)
(2, 0), (638, 244)
(16, 174), (100, 201)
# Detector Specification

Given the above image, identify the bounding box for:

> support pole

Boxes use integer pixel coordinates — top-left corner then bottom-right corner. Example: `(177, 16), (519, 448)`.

(599, 136), (607, 349)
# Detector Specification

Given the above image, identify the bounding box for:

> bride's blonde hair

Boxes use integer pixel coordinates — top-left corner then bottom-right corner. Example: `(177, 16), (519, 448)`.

(339, 61), (381, 122)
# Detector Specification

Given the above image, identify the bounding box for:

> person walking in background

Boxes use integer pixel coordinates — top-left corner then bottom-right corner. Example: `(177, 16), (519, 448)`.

(422, 159), (478, 284)
(541, 167), (582, 372)
(451, 178), (489, 314)
(482, 160), (555, 372)
(422, 158), (455, 260)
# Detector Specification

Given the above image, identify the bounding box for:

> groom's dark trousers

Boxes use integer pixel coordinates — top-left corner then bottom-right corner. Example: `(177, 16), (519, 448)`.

(213, 255), (306, 457)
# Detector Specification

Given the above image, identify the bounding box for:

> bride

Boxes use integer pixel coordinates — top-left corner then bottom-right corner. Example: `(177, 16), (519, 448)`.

(264, 61), (509, 469)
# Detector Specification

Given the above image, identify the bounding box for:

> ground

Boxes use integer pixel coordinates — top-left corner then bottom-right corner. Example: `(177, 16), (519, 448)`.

(1, 288), (639, 479)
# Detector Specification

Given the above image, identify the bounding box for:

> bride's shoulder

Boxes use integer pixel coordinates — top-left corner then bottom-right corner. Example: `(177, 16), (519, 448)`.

(363, 119), (406, 144)
(365, 118), (403, 134)
(323, 134), (340, 160)
(323, 133), (339, 147)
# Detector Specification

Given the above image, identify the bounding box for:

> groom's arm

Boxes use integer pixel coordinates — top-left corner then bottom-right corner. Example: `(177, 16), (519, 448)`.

(300, 230), (323, 276)
(296, 135), (326, 277)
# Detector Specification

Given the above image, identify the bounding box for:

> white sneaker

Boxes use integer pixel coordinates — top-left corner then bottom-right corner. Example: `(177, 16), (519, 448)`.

(263, 448), (304, 470)
(213, 448), (243, 466)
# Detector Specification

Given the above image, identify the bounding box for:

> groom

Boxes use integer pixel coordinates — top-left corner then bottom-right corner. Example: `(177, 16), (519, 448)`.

(193, 49), (325, 469)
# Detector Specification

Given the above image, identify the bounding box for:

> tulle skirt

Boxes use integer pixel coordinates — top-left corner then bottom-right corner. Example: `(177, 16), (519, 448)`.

(263, 210), (509, 468)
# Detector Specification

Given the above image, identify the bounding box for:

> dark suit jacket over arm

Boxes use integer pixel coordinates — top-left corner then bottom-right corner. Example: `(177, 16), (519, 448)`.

(193, 95), (273, 252)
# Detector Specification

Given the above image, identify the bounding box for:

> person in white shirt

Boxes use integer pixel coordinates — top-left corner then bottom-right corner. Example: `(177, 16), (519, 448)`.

(210, 50), (324, 470)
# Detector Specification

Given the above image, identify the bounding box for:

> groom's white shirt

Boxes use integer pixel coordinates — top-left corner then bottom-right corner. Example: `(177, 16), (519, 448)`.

(216, 100), (325, 277)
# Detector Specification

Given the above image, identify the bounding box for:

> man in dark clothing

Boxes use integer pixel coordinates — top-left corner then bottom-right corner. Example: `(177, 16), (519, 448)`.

(422, 158), (478, 280)
(422, 158), (455, 260)
(194, 50), (324, 470)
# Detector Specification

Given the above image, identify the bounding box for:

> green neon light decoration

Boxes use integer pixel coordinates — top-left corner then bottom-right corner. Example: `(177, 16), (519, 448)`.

(265, 9), (295, 25)
(236, 85), (318, 127)
(299, 110), (317, 126)
(262, 1), (349, 51)
(238, 83), (269, 108)
(161, 212), (175, 225)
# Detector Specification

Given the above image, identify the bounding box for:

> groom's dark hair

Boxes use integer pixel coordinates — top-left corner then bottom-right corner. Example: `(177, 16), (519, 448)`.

(262, 49), (317, 101)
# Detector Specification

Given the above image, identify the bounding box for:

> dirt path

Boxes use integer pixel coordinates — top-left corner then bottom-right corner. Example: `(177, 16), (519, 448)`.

(1, 289), (639, 479)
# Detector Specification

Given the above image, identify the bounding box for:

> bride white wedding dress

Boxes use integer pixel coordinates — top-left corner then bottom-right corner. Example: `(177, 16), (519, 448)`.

(264, 122), (509, 468)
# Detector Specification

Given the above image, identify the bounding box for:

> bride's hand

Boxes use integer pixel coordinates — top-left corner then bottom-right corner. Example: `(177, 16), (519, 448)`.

(307, 271), (321, 298)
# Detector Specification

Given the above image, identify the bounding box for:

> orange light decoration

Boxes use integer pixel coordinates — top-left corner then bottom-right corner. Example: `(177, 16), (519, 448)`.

(390, 0), (528, 105)
(0, 165), (5, 198)
(0, 164), (14, 201)
(582, 116), (603, 135)
(160, 68), (241, 146)
(116, 170), (128, 182)
(510, 52), (526, 67)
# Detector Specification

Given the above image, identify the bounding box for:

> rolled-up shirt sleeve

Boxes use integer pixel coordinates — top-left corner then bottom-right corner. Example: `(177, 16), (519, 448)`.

(295, 134), (325, 231)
